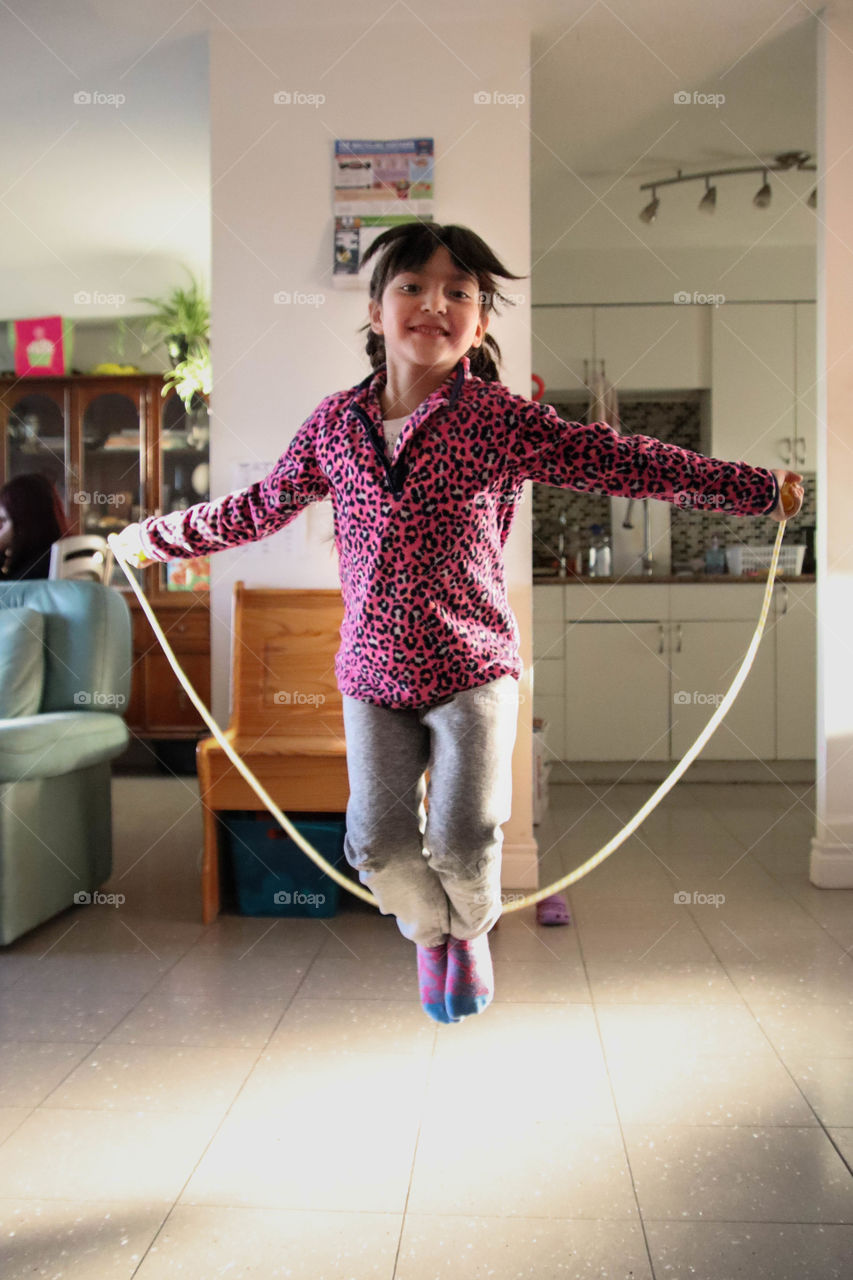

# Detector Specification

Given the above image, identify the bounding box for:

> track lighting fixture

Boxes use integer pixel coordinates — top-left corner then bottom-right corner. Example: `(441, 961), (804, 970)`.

(638, 151), (816, 220)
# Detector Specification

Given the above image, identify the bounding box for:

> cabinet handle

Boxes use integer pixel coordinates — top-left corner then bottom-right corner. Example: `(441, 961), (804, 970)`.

(794, 436), (806, 467)
(780, 584), (789, 616)
(778, 437), (792, 464)
(658, 623), (665, 654)
(676, 623), (682, 653)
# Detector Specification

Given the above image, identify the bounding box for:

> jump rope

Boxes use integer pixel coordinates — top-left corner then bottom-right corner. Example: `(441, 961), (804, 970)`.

(109, 506), (790, 917)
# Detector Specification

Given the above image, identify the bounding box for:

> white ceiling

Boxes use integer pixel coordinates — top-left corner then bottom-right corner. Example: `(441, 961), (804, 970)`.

(0, 0), (817, 309)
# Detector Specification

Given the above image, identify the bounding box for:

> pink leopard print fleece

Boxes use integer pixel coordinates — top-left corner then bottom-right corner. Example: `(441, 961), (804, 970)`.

(139, 356), (779, 709)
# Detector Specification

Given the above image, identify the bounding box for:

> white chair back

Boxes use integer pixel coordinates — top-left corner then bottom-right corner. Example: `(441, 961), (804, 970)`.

(48, 535), (114, 584)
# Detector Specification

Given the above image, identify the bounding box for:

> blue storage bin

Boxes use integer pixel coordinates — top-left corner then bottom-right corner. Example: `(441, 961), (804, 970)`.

(223, 812), (347, 918)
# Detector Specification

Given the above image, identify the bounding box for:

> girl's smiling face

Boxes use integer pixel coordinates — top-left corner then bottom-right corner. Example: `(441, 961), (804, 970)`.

(367, 245), (488, 378)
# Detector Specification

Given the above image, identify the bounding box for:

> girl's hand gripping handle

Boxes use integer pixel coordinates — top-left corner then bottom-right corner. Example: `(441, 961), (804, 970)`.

(769, 470), (804, 522)
(111, 522), (154, 569)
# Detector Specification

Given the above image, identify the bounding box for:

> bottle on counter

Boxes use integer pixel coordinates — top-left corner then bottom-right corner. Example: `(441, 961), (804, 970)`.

(704, 534), (726, 575)
(588, 524), (612, 578)
(569, 522), (583, 576)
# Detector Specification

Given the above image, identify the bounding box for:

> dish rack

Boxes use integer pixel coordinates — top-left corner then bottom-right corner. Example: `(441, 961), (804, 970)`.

(725, 544), (806, 577)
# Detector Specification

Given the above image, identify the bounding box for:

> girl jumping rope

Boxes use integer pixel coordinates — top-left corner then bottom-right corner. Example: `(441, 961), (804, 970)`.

(114, 222), (804, 1026)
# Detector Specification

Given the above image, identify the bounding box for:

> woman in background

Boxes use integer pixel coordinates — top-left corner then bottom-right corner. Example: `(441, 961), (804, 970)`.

(0, 472), (68, 580)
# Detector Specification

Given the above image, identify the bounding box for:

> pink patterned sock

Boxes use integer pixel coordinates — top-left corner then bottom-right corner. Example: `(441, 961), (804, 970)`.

(445, 933), (494, 1019)
(416, 941), (458, 1024)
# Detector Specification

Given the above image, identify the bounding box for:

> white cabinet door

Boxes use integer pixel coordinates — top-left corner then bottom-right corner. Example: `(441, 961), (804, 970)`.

(563, 621), (669, 761)
(532, 307), (594, 398)
(532, 588), (566, 759)
(595, 304), (709, 391)
(711, 303), (796, 471)
(794, 302), (817, 471)
(670, 621), (776, 760)
(774, 583), (816, 759)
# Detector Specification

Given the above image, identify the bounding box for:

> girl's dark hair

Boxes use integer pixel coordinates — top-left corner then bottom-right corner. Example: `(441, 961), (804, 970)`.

(359, 222), (526, 382)
(0, 471), (67, 578)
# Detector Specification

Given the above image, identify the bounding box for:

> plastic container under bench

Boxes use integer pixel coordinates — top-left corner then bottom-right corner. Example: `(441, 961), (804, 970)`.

(222, 811), (347, 918)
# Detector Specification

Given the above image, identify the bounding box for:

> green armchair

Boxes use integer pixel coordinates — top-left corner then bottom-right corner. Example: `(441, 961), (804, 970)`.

(0, 580), (132, 945)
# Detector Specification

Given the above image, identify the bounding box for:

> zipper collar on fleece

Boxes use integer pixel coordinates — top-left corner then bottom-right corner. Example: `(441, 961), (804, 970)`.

(346, 357), (471, 498)
(349, 354), (470, 414)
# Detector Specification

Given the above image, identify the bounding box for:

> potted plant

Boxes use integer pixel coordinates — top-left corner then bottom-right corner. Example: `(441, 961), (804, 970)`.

(133, 267), (211, 412)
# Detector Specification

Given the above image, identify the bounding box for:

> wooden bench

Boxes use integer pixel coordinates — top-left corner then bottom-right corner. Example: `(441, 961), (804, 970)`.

(196, 584), (350, 923)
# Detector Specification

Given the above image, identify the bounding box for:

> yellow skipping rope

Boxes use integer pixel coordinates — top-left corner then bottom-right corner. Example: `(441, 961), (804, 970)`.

(109, 518), (787, 916)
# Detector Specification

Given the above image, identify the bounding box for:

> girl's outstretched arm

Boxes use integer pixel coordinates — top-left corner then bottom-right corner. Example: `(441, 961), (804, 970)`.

(503, 396), (783, 519)
(120, 399), (334, 564)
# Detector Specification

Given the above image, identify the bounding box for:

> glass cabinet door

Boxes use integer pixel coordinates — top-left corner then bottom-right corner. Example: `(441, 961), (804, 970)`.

(74, 382), (145, 589)
(158, 391), (210, 592)
(78, 390), (142, 529)
(1, 383), (71, 518)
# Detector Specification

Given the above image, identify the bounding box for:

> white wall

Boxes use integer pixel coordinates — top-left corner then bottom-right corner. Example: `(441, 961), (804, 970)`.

(209, 12), (538, 882)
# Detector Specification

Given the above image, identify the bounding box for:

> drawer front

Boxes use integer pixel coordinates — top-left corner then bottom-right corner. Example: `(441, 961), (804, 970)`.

(144, 652), (211, 730)
(533, 619), (567, 660)
(670, 584), (765, 621)
(155, 609), (210, 650)
(133, 604), (210, 651)
(533, 585), (564, 621)
(564, 584), (669, 622)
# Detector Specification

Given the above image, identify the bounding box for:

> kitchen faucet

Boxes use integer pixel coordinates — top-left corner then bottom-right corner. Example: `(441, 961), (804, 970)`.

(622, 497), (654, 576)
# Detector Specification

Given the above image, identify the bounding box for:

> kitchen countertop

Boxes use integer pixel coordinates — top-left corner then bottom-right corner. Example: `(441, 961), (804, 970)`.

(532, 573), (816, 585)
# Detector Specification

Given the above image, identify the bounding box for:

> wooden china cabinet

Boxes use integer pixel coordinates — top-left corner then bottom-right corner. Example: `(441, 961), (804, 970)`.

(0, 373), (211, 740)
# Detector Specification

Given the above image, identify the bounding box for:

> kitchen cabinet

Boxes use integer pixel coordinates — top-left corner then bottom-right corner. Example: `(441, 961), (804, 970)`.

(532, 304), (707, 396)
(595, 305), (709, 391)
(533, 582), (812, 765)
(562, 621), (670, 761)
(794, 302), (817, 470)
(532, 307), (594, 396)
(669, 620), (775, 761)
(710, 302), (816, 471)
(772, 582), (816, 759)
(532, 586), (567, 760)
(0, 373), (211, 740)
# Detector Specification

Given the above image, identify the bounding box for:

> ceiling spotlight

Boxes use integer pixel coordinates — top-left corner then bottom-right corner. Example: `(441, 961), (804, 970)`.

(698, 178), (717, 214)
(753, 170), (772, 209)
(807, 186), (817, 209)
(639, 189), (659, 223)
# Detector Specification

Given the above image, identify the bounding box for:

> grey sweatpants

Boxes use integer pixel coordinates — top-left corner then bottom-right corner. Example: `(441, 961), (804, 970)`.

(341, 675), (519, 947)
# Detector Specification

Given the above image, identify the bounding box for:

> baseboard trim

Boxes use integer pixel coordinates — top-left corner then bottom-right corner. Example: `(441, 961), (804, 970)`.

(810, 837), (853, 887)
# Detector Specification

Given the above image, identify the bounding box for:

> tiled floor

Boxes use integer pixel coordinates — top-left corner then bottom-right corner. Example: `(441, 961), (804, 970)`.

(0, 775), (852, 1278)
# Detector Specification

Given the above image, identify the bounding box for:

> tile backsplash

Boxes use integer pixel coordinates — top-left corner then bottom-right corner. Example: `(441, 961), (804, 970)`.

(532, 396), (816, 573)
